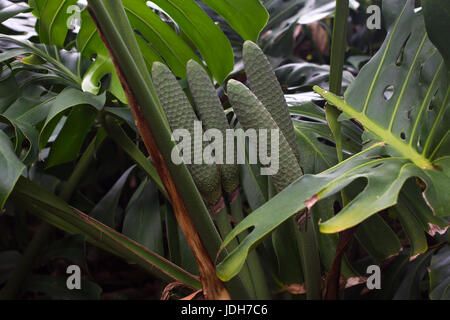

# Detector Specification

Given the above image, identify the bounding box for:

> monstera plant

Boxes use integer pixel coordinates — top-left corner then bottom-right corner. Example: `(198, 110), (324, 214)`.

(0, 0), (448, 300)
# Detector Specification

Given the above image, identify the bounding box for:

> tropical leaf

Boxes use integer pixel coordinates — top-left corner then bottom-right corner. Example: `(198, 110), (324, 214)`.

(200, 0), (268, 42)
(0, 39), (96, 168)
(216, 0), (450, 282)
(68, 0), (267, 101)
(38, 88), (106, 167)
(29, 0), (78, 47)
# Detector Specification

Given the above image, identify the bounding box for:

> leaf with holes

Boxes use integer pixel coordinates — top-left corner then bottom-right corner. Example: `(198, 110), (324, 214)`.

(215, 0), (450, 282)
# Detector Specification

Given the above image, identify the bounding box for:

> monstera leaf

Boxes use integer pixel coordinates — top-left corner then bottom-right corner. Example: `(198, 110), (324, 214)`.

(216, 0), (450, 282)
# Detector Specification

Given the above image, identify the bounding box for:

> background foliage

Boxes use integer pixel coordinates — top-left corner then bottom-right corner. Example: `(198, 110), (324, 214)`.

(0, 0), (448, 300)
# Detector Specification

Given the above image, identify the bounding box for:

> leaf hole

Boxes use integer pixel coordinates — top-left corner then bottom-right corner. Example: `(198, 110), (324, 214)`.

(428, 90), (439, 111)
(333, 201), (342, 214)
(317, 137), (336, 148)
(400, 132), (406, 140)
(372, 163), (383, 169)
(383, 85), (395, 100)
(396, 34), (411, 66)
(407, 109), (412, 120)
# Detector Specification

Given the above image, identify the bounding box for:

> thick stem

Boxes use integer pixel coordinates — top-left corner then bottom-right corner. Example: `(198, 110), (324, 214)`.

(323, 0), (352, 299)
(87, 0), (230, 299)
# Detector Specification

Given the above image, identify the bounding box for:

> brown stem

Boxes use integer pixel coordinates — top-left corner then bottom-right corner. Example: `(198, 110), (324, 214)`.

(323, 226), (358, 300)
(89, 10), (229, 300)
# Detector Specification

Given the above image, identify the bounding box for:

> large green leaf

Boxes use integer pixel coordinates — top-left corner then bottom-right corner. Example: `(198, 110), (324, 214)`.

(75, 0), (268, 100)
(200, 0), (268, 42)
(76, 5), (188, 102)
(133, 0), (233, 82)
(29, 0), (78, 48)
(216, 0), (450, 282)
(0, 40), (91, 167)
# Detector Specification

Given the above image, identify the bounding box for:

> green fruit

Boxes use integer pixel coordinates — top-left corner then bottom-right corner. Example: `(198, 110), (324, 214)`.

(186, 60), (240, 194)
(152, 62), (222, 207)
(227, 79), (302, 192)
(243, 40), (302, 165)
